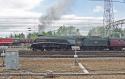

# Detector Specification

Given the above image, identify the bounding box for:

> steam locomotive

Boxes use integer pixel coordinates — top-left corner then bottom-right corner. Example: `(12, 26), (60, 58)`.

(31, 36), (125, 51)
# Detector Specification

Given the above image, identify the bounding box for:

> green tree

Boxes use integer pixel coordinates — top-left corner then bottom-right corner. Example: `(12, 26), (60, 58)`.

(88, 26), (124, 38)
(27, 33), (32, 39)
(56, 26), (80, 36)
(25, 26), (81, 39)
(9, 34), (14, 38)
(27, 32), (39, 40)
(88, 26), (105, 37)
(19, 33), (25, 39)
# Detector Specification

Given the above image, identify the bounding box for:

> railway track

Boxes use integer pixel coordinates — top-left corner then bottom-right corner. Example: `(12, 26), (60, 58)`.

(0, 72), (125, 77)
(19, 55), (125, 58)
(0, 50), (125, 57)
(18, 50), (125, 58)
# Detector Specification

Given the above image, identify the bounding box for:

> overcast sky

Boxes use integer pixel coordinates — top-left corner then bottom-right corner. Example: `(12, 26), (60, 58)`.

(0, 0), (125, 37)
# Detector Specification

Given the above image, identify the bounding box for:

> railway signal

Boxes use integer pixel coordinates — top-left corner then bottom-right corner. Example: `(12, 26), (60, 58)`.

(72, 46), (80, 66)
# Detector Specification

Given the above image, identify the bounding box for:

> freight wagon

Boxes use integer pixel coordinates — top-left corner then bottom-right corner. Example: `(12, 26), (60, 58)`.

(109, 38), (125, 50)
(0, 38), (33, 46)
(0, 38), (14, 46)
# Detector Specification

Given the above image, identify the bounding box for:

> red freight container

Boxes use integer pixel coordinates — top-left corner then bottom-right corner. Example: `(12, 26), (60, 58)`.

(110, 39), (125, 47)
(0, 38), (14, 45)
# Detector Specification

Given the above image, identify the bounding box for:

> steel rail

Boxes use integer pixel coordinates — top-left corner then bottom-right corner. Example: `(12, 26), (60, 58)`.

(0, 72), (125, 76)
(18, 55), (125, 58)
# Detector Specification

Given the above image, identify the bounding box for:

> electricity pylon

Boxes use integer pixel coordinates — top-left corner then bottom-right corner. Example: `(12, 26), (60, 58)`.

(103, 0), (114, 37)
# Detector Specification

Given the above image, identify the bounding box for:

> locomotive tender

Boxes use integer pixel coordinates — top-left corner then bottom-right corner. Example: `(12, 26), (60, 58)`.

(31, 36), (125, 51)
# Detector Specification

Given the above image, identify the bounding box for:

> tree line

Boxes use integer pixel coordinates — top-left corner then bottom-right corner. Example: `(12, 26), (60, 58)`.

(9, 26), (81, 39)
(88, 26), (125, 38)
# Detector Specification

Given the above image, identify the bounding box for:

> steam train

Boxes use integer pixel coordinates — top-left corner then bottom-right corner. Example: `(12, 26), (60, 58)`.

(31, 36), (125, 51)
